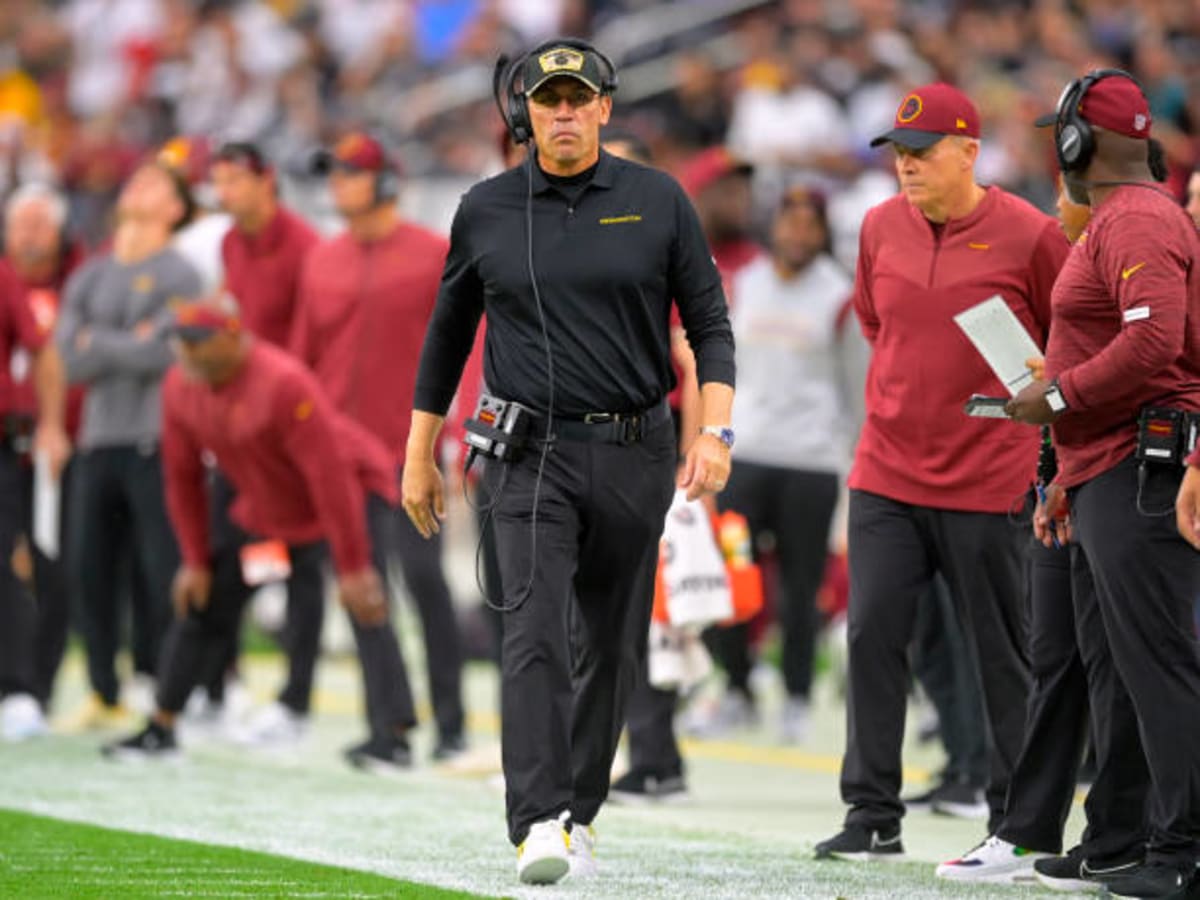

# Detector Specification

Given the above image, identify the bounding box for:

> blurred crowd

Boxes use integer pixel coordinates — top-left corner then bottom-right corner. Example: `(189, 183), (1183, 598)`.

(0, 0), (1195, 251)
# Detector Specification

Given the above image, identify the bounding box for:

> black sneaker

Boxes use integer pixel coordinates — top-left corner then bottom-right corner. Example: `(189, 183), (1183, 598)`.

(609, 767), (689, 805)
(814, 824), (904, 861)
(930, 779), (988, 820)
(431, 733), (466, 762)
(1034, 846), (1105, 893)
(1104, 863), (1191, 899)
(101, 721), (179, 761)
(345, 733), (412, 775)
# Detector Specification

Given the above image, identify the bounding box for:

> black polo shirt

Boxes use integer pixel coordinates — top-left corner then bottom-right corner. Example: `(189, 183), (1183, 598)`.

(413, 150), (735, 418)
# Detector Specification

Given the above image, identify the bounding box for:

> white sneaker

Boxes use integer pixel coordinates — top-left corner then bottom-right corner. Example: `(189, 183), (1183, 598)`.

(516, 817), (570, 885)
(681, 691), (758, 738)
(779, 696), (810, 744)
(124, 674), (157, 718)
(936, 835), (1051, 883)
(568, 823), (598, 880)
(1, 694), (47, 741)
(232, 702), (308, 748)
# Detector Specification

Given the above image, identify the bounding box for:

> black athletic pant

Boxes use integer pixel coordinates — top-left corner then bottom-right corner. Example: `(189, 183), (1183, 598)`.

(157, 495), (416, 739)
(488, 419), (676, 846)
(841, 489), (1030, 835)
(911, 572), (988, 788)
(392, 508), (464, 742)
(69, 446), (178, 706)
(704, 464), (840, 700)
(25, 460), (72, 708)
(0, 447), (33, 697)
(1070, 456), (1200, 869)
(998, 541), (1148, 861)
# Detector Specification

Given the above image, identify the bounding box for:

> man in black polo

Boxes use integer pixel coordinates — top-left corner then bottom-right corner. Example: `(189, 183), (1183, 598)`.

(402, 39), (735, 886)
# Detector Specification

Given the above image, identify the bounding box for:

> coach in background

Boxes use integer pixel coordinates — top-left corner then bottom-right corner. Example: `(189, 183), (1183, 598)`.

(815, 82), (1068, 861)
(103, 297), (399, 762)
(1010, 70), (1200, 900)
(291, 132), (466, 763)
(56, 162), (203, 727)
(403, 39), (734, 885)
(0, 185), (72, 740)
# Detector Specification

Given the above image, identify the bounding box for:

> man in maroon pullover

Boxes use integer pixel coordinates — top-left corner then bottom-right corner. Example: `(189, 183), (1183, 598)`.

(103, 297), (417, 769)
(815, 83), (1069, 861)
(1010, 71), (1200, 899)
(291, 132), (465, 760)
(200, 141), (322, 744)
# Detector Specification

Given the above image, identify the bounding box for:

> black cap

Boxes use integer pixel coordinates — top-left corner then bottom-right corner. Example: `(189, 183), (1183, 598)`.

(522, 44), (606, 95)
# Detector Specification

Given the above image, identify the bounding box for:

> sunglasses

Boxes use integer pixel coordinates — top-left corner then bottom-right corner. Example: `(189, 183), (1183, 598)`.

(528, 86), (599, 109)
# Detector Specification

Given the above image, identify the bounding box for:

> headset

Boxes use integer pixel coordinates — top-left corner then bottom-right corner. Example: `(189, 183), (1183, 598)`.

(1053, 67), (1142, 173)
(493, 37), (619, 145)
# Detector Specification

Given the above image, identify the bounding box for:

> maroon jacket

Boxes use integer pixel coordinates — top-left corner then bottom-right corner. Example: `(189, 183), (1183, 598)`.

(850, 187), (1069, 512)
(222, 207), (319, 348)
(161, 342), (397, 574)
(290, 221), (449, 467)
(1046, 184), (1200, 488)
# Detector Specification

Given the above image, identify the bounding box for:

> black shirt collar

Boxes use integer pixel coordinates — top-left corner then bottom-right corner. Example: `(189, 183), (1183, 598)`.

(530, 149), (616, 196)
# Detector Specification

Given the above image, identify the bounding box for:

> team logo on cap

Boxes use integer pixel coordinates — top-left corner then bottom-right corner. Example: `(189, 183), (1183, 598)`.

(897, 94), (923, 124)
(1134, 113), (1147, 131)
(335, 133), (367, 161)
(539, 48), (585, 74)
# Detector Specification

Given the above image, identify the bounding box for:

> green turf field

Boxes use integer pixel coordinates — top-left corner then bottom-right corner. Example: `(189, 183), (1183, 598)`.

(0, 808), (489, 899)
(0, 650), (1083, 899)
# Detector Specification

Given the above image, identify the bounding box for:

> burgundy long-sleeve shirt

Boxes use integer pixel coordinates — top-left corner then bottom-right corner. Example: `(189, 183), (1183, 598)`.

(1046, 184), (1200, 488)
(849, 187), (1069, 512)
(222, 207), (319, 348)
(290, 222), (448, 467)
(161, 341), (397, 574)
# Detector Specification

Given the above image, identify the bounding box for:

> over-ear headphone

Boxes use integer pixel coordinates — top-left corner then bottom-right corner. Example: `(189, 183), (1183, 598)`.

(1054, 68), (1142, 173)
(493, 38), (619, 145)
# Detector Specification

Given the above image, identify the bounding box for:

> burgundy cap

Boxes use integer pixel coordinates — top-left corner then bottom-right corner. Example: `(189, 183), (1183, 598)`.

(870, 83), (982, 149)
(171, 297), (242, 341)
(1035, 71), (1152, 140)
(315, 132), (400, 175)
(157, 136), (213, 186)
(1078, 76), (1152, 138)
(678, 147), (753, 197)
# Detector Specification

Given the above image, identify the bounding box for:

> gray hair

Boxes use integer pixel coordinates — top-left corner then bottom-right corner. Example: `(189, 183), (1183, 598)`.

(5, 182), (68, 231)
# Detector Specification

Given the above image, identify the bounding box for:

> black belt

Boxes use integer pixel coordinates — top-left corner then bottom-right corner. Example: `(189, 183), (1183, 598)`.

(536, 399), (671, 445)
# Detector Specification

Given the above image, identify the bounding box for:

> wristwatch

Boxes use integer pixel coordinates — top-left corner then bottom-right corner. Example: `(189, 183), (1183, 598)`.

(700, 425), (736, 449)
(1044, 380), (1068, 414)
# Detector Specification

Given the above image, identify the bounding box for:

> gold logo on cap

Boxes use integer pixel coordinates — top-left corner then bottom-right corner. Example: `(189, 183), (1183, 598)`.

(956, 117), (967, 130)
(897, 94), (923, 124)
(539, 48), (585, 74)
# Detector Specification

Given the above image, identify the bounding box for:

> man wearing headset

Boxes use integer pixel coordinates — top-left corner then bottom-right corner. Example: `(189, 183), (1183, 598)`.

(1009, 71), (1200, 900)
(402, 40), (735, 885)
(290, 132), (466, 769)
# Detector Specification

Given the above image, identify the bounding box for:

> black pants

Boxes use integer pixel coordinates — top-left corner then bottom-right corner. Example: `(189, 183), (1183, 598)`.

(0, 447), (33, 697)
(998, 539), (1148, 861)
(157, 495), (417, 738)
(392, 510), (464, 742)
(488, 420), (676, 846)
(911, 572), (988, 788)
(841, 490), (1030, 834)
(1070, 456), (1200, 868)
(69, 446), (178, 706)
(704, 464), (840, 700)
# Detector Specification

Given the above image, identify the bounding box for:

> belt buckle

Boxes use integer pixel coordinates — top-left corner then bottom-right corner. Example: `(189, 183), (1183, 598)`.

(620, 415), (643, 445)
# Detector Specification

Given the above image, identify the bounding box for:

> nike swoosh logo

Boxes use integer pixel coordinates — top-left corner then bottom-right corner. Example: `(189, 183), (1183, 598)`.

(871, 834), (902, 848)
(1122, 262), (1146, 280)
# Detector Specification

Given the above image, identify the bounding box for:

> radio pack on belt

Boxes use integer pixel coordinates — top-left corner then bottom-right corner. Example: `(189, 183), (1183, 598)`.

(1135, 406), (1200, 466)
(463, 393), (535, 466)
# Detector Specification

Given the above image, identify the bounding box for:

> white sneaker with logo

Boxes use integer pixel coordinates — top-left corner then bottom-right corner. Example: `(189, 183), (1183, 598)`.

(936, 835), (1051, 883)
(568, 823), (598, 880)
(516, 817), (570, 885)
